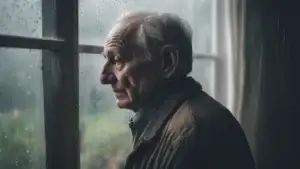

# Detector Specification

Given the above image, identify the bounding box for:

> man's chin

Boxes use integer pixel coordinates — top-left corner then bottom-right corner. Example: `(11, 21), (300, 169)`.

(116, 99), (132, 110)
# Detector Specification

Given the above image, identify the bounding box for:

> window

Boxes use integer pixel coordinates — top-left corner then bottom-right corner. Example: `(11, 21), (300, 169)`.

(79, 54), (132, 169)
(0, 1), (42, 37)
(0, 0), (229, 169)
(79, 0), (213, 54)
(0, 48), (46, 169)
(191, 58), (216, 97)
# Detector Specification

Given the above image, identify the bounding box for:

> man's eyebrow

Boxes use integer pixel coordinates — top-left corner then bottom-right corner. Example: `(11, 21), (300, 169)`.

(102, 52), (118, 61)
(102, 52), (111, 59)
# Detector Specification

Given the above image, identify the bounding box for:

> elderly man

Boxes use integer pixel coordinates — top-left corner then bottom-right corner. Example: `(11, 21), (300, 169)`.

(100, 12), (255, 169)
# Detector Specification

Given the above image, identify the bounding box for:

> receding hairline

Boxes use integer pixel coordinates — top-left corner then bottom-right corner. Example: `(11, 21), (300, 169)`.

(117, 11), (157, 23)
(104, 12), (153, 49)
(104, 11), (193, 76)
(106, 11), (193, 46)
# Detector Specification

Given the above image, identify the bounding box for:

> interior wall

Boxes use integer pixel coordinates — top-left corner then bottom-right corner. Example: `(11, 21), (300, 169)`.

(241, 1), (299, 169)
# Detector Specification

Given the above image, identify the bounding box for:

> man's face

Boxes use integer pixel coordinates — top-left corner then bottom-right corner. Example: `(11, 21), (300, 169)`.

(100, 29), (163, 111)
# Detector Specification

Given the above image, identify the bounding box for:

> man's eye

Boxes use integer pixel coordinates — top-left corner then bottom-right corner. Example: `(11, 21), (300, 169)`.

(115, 60), (125, 69)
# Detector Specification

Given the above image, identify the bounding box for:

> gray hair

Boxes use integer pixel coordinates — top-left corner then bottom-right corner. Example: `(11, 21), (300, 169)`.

(110, 11), (193, 77)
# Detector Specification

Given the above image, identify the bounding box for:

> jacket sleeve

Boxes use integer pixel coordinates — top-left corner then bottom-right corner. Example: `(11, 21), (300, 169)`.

(171, 109), (256, 169)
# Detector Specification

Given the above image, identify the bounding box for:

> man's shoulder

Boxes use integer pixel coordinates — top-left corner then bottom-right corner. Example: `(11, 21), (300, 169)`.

(166, 91), (240, 136)
(161, 90), (255, 169)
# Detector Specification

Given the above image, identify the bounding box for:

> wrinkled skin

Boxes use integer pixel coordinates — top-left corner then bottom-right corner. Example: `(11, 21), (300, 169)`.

(100, 26), (163, 111)
(100, 23), (178, 112)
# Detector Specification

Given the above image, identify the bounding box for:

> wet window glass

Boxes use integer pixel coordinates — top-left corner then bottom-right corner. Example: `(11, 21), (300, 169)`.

(191, 59), (216, 97)
(0, 1), (42, 37)
(79, 54), (132, 169)
(79, 0), (214, 54)
(0, 48), (46, 169)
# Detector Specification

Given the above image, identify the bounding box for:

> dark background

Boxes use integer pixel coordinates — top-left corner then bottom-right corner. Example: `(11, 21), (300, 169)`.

(241, 0), (300, 169)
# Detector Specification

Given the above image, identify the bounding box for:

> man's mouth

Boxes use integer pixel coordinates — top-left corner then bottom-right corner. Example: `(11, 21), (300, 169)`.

(114, 91), (128, 99)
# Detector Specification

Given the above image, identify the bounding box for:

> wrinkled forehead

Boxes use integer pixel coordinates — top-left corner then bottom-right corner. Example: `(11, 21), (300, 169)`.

(104, 24), (125, 50)
(103, 23), (142, 59)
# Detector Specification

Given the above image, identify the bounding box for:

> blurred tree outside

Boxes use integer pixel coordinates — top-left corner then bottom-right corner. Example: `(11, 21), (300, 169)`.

(80, 110), (132, 169)
(0, 109), (45, 169)
(0, 109), (132, 169)
(0, 48), (133, 169)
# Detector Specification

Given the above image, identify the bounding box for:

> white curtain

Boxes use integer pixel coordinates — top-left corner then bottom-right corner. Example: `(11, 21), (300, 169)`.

(223, 0), (246, 120)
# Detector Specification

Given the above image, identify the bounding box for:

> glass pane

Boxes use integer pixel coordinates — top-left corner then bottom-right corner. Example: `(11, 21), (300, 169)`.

(79, 54), (132, 169)
(190, 59), (215, 97)
(0, 48), (45, 169)
(79, 0), (213, 54)
(0, 0), (42, 37)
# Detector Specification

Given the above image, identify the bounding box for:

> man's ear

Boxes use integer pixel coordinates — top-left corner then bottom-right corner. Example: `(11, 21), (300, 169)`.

(160, 45), (179, 78)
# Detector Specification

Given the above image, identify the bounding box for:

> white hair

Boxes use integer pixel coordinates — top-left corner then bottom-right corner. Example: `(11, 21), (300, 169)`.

(111, 11), (193, 76)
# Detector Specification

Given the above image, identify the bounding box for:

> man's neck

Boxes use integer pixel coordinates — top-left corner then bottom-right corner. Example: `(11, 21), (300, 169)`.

(138, 76), (188, 112)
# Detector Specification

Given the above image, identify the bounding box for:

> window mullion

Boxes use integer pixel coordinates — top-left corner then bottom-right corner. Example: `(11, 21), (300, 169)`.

(42, 1), (80, 169)
(0, 34), (63, 50)
(79, 44), (103, 54)
(193, 53), (218, 60)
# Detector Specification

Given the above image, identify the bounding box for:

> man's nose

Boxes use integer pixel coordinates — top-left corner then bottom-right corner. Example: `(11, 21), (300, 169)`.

(100, 62), (116, 85)
(100, 72), (117, 85)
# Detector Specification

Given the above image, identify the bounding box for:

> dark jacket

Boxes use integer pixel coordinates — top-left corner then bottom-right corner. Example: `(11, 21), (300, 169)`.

(124, 77), (256, 169)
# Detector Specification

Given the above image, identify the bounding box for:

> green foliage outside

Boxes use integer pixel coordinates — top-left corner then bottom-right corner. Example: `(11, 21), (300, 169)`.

(0, 48), (133, 169)
(0, 108), (132, 169)
(81, 110), (132, 169)
(0, 109), (45, 169)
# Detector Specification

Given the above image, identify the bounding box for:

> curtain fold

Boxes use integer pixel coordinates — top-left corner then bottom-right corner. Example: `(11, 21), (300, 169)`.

(240, 1), (300, 169)
(224, 0), (246, 120)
